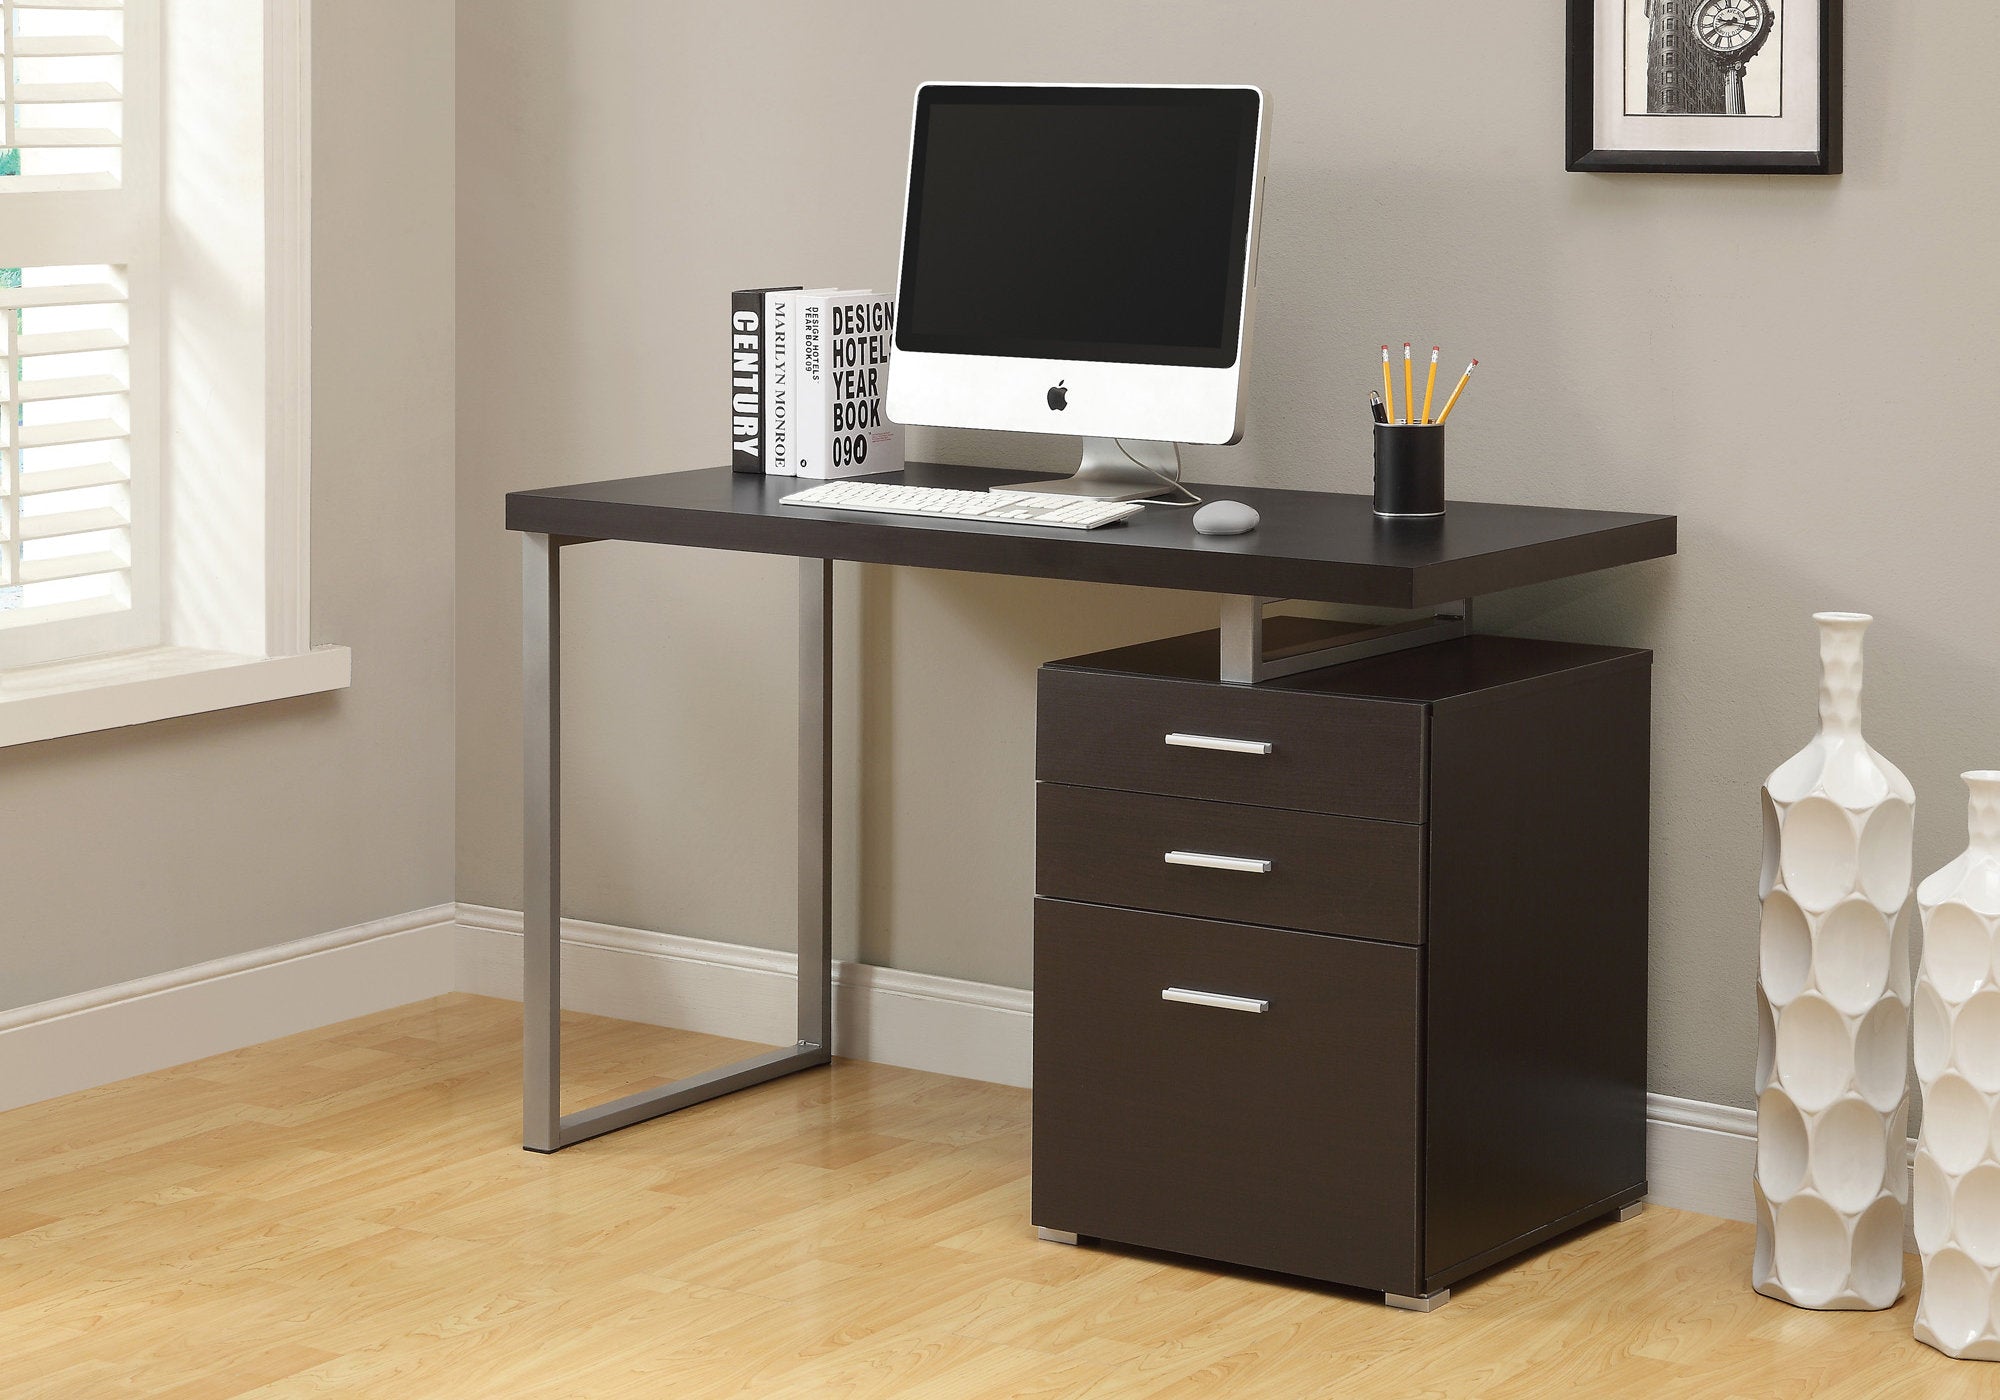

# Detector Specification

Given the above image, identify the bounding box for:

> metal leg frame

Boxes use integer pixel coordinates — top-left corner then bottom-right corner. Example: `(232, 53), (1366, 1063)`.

(1219, 596), (1470, 685)
(523, 537), (835, 1152)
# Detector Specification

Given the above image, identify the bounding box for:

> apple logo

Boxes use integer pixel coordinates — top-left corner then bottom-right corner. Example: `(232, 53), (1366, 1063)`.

(1046, 381), (1068, 412)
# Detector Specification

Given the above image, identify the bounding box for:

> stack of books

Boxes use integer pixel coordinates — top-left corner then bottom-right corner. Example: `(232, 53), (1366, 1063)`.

(730, 286), (902, 480)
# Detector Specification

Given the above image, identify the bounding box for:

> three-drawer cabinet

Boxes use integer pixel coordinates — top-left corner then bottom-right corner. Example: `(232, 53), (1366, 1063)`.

(1031, 629), (1653, 1308)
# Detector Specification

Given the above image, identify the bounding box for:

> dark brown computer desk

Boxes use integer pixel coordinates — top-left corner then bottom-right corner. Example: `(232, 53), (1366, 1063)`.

(505, 461), (1675, 1154)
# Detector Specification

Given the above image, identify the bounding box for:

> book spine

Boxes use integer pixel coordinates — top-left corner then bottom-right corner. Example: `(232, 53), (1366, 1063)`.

(765, 293), (796, 476)
(791, 294), (831, 480)
(809, 295), (901, 480)
(729, 289), (765, 472)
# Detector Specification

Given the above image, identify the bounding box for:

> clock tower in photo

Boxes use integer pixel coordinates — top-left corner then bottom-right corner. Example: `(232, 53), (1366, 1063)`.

(1647, 0), (1776, 115)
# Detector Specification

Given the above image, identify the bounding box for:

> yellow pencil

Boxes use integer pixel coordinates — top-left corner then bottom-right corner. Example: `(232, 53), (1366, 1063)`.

(1381, 346), (1394, 421)
(1436, 359), (1478, 425)
(1422, 346), (1439, 425)
(1402, 344), (1414, 427)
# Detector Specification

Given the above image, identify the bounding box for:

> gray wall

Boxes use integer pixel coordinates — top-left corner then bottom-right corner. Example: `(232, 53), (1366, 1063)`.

(0, 1), (456, 1012)
(456, 1), (2000, 1114)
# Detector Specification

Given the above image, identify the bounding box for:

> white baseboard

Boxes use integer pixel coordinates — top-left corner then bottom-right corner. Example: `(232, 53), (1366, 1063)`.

(0, 897), (1913, 1240)
(457, 905), (1921, 1232)
(1645, 1093), (1758, 1223)
(1645, 1091), (1919, 1250)
(452, 903), (1033, 1088)
(0, 903), (459, 1113)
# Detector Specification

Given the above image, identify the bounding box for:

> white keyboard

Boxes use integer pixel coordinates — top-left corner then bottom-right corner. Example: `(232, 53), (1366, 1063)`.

(779, 480), (1144, 530)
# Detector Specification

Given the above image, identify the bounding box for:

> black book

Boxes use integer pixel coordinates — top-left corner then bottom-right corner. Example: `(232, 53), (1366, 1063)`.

(730, 285), (800, 472)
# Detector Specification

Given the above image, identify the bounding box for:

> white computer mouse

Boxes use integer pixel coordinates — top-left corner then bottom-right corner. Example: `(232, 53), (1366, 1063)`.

(1192, 500), (1259, 536)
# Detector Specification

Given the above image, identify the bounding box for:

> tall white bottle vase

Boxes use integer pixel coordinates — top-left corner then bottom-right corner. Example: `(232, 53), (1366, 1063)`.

(1753, 612), (1915, 1310)
(1914, 773), (2000, 1359)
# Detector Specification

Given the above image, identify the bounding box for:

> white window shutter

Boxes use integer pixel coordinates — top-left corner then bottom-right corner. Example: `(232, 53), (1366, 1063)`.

(2, 0), (125, 192)
(0, 267), (131, 626)
(0, 0), (153, 667)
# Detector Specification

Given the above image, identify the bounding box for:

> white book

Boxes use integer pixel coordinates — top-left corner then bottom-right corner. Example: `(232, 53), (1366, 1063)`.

(763, 286), (834, 476)
(793, 290), (902, 480)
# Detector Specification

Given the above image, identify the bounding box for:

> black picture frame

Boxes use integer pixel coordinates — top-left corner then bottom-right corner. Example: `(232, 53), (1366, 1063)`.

(1566, 0), (1841, 175)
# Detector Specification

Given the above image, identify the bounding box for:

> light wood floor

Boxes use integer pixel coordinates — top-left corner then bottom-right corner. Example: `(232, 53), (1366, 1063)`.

(0, 994), (1985, 1398)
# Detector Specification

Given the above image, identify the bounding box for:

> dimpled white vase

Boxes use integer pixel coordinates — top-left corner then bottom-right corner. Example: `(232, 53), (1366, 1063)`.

(1753, 612), (1914, 1311)
(1914, 773), (2000, 1359)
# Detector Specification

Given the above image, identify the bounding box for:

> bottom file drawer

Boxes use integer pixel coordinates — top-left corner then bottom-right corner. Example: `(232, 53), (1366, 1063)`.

(1031, 899), (1424, 1294)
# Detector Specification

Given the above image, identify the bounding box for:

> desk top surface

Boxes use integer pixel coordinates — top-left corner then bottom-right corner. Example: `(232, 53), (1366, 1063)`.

(506, 462), (1676, 610)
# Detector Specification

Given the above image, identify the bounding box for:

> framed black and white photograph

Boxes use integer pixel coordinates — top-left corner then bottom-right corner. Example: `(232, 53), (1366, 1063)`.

(1567, 0), (1841, 174)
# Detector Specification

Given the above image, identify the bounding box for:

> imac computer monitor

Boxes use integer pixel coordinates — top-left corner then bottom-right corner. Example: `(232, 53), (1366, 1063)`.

(886, 83), (1267, 500)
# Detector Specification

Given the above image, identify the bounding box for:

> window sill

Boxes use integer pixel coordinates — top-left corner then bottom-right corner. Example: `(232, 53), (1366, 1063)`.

(0, 644), (351, 748)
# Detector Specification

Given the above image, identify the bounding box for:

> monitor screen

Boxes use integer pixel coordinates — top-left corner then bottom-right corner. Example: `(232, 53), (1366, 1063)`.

(894, 86), (1260, 370)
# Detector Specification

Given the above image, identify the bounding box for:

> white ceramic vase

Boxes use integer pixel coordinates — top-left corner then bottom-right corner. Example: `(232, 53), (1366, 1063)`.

(1753, 612), (1914, 1310)
(1914, 772), (2000, 1359)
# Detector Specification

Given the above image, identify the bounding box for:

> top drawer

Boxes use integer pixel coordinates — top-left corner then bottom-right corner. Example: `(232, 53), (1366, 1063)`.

(1037, 666), (1426, 824)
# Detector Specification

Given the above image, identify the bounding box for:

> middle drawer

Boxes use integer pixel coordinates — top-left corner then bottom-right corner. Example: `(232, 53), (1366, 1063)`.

(1037, 784), (1425, 944)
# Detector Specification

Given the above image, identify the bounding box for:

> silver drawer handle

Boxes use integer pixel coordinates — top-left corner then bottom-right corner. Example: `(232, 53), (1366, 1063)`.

(1162, 987), (1269, 1014)
(1164, 850), (1272, 874)
(1165, 732), (1273, 755)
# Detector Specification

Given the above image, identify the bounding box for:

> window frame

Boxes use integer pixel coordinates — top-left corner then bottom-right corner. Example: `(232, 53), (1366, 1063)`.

(0, 0), (348, 748)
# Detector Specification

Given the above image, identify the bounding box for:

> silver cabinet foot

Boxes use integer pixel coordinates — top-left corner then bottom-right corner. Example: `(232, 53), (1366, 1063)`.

(1037, 1227), (1081, 1246)
(1614, 1201), (1645, 1223)
(1385, 1289), (1450, 1312)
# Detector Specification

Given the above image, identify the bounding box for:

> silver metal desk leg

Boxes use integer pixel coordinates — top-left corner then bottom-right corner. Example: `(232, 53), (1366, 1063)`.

(521, 544), (835, 1152)
(798, 557), (834, 1053)
(1219, 596), (1471, 684)
(524, 533), (562, 1152)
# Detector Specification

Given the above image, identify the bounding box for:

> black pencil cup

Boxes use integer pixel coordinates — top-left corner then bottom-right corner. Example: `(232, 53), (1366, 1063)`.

(1372, 423), (1445, 519)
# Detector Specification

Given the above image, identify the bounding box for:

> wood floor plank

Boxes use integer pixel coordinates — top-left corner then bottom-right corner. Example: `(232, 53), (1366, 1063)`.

(0, 992), (1982, 1397)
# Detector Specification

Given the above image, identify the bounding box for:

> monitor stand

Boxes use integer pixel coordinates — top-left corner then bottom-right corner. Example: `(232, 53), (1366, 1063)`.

(998, 437), (1180, 502)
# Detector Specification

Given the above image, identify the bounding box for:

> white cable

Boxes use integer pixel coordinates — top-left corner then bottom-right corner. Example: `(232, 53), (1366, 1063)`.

(1113, 439), (1204, 508)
